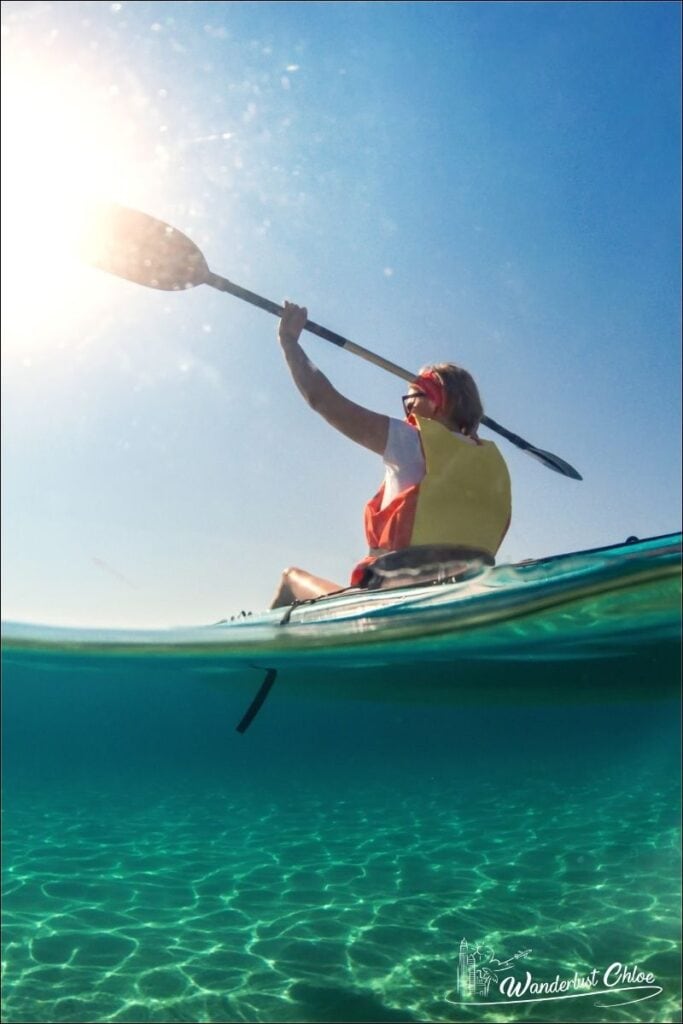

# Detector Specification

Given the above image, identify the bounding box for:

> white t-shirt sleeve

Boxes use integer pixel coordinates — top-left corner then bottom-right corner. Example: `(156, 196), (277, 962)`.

(380, 418), (426, 509)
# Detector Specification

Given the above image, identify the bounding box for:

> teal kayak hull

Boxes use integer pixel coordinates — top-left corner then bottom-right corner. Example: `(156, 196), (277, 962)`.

(2, 534), (680, 694)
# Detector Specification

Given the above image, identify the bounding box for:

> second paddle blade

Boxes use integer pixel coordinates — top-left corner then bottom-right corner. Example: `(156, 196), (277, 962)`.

(81, 203), (210, 291)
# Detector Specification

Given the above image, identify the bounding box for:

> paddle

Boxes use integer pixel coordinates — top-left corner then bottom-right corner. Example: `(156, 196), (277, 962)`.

(82, 203), (582, 479)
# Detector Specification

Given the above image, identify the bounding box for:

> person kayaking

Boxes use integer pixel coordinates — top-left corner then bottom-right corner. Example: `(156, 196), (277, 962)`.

(270, 301), (512, 608)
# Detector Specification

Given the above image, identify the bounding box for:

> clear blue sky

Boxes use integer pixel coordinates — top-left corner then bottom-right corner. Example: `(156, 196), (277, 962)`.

(1, 1), (681, 626)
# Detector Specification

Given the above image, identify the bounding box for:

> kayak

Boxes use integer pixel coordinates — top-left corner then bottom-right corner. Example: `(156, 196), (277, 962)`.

(3, 532), (679, 665)
(216, 530), (680, 727)
(1, 532), (680, 731)
(219, 531), (681, 650)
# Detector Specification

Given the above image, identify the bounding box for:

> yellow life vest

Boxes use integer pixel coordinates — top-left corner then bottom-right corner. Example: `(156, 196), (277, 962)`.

(361, 416), (511, 561)
(411, 416), (511, 556)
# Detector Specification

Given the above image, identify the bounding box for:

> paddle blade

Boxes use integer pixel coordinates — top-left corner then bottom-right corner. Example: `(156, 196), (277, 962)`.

(81, 203), (210, 291)
(525, 446), (583, 480)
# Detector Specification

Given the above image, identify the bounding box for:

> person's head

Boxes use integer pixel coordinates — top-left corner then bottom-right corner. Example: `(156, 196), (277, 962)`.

(402, 363), (484, 435)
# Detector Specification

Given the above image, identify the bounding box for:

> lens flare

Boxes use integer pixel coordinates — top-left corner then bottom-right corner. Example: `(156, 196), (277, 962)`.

(1, 56), (148, 348)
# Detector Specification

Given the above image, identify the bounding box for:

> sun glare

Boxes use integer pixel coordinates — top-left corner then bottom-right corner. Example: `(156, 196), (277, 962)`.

(1, 58), (148, 349)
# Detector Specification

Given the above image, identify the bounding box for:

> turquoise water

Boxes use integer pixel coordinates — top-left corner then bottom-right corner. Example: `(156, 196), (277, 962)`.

(2, 546), (681, 1023)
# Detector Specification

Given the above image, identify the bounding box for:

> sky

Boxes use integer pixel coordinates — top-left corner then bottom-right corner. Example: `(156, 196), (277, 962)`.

(1, 0), (681, 627)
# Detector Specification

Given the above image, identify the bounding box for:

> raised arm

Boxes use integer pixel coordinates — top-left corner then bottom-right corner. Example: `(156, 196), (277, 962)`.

(278, 301), (389, 456)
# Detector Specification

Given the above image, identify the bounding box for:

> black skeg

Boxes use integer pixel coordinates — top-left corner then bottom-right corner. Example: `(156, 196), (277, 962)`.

(236, 668), (278, 734)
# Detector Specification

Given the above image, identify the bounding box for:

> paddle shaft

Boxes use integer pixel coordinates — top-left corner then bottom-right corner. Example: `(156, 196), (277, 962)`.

(83, 203), (581, 478)
(205, 271), (415, 382)
(205, 271), (575, 472)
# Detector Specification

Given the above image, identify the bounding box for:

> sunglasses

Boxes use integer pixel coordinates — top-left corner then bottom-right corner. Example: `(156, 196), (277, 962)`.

(401, 390), (427, 415)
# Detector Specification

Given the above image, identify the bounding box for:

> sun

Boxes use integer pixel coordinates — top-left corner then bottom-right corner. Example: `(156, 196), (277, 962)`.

(1, 56), (148, 350)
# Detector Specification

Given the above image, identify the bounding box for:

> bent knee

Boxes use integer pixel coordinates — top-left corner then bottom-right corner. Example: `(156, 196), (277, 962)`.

(281, 566), (307, 584)
(282, 566), (302, 578)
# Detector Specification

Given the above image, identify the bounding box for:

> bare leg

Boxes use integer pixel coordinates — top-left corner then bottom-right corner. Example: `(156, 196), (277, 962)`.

(269, 566), (343, 609)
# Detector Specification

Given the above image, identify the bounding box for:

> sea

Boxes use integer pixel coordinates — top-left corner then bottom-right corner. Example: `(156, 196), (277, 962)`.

(2, 542), (681, 1024)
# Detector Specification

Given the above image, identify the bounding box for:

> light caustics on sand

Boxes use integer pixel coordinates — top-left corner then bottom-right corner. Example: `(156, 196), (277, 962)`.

(2, 778), (679, 1024)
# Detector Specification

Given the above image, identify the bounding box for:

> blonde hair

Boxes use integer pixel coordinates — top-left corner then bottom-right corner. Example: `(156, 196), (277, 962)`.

(422, 362), (484, 436)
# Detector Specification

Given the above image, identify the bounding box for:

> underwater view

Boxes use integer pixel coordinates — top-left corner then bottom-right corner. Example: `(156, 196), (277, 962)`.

(2, 558), (681, 1024)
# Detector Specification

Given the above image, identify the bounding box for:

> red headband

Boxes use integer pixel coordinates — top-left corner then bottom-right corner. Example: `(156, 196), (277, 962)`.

(412, 371), (445, 411)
